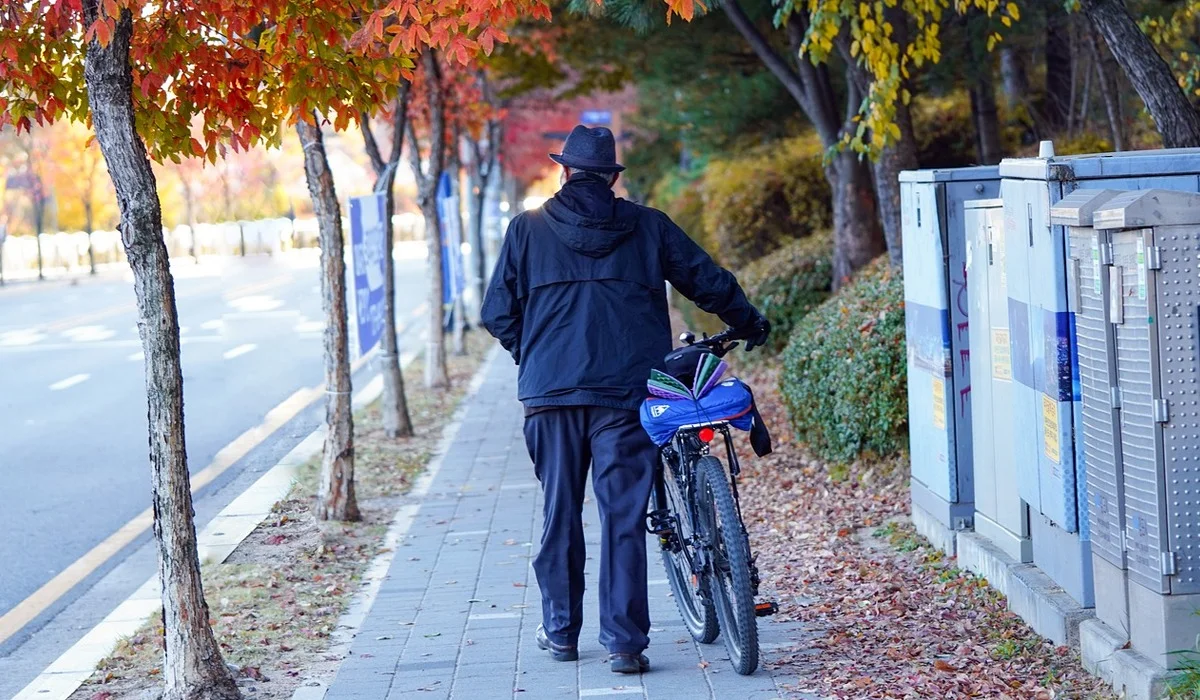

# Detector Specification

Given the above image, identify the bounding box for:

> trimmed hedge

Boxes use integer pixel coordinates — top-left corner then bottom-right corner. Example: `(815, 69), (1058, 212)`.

(740, 231), (832, 357)
(780, 257), (907, 463)
(701, 135), (831, 268)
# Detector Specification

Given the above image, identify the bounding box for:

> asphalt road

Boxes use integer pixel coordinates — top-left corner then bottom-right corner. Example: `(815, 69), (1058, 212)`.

(0, 250), (430, 620)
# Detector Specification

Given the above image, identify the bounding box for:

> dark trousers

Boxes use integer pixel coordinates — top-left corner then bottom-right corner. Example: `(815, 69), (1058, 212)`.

(523, 406), (657, 654)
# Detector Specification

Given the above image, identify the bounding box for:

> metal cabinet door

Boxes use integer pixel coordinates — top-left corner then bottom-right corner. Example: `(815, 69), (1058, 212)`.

(966, 206), (995, 520)
(1027, 183), (1080, 533)
(1114, 228), (1170, 593)
(1153, 224), (1200, 595)
(903, 182), (958, 502)
(987, 206), (1023, 538)
(1003, 179), (1044, 516)
(1069, 226), (1125, 567)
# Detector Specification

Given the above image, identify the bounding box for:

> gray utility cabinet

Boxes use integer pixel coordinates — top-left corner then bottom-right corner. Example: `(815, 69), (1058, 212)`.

(965, 198), (1031, 563)
(1093, 189), (1200, 668)
(999, 147), (1200, 608)
(1050, 189), (1128, 634)
(900, 167), (1000, 540)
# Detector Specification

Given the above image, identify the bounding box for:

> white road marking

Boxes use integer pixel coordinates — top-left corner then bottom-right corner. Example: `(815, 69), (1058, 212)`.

(0, 329), (46, 346)
(468, 612), (520, 620)
(579, 688), (643, 697)
(227, 295), (283, 313)
(294, 320), (325, 333)
(49, 374), (90, 391)
(223, 343), (257, 359)
(0, 337), (222, 353)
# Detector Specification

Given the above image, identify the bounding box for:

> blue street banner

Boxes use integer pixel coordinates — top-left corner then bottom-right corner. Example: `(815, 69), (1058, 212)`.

(437, 171), (466, 306)
(349, 193), (388, 356)
(580, 109), (612, 126)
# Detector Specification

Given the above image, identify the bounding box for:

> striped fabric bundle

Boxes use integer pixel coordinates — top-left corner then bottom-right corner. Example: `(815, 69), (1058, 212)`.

(646, 352), (729, 401)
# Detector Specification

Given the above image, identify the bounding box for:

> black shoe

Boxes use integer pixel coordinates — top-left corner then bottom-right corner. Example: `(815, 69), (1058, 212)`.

(536, 625), (578, 662)
(609, 652), (650, 674)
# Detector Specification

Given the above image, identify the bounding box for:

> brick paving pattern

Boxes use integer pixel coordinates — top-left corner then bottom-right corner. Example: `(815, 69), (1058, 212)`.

(321, 353), (809, 700)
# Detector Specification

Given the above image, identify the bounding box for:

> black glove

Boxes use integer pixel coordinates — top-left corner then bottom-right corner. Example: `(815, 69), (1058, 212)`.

(742, 315), (771, 353)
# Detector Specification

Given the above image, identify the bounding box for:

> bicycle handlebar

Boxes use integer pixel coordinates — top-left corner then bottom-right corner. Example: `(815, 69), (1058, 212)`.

(679, 327), (750, 358)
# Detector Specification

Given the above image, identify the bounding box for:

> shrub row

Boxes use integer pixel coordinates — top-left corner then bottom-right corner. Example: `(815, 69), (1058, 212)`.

(739, 231), (832, 357)
(779, 257), (907, 463)
(701, 135), (831, 269)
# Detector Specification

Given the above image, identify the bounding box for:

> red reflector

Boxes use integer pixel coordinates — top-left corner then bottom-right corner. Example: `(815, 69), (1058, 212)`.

(698, 427), (715, 443)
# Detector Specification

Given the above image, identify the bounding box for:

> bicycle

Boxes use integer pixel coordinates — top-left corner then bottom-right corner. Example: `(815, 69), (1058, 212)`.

(639, 327), (777, 676)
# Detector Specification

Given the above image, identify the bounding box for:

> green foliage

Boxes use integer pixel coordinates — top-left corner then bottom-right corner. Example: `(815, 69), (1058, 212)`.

(701, 135), (832, 268)
(777, 0), (1020, 156)
(1052, 132), (1114, 156)
(653, 172), (713, 251)
(739, 231), (833, 356)
(780, 257), (907, 463)
(910, 92), (1024, 167)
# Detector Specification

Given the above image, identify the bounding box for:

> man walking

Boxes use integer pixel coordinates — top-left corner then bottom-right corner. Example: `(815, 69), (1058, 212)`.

(481, 125), (768, 674)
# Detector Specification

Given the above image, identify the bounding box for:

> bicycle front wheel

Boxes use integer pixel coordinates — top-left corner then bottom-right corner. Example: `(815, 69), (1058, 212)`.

(696, 455), (759, 675)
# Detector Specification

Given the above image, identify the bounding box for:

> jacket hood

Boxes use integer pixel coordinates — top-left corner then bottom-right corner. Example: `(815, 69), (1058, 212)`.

(541, 175), (637, 258)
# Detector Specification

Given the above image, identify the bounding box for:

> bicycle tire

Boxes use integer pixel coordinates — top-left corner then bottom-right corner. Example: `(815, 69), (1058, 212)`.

(651, 478), (719, 644)
(696, 455), (759, 675)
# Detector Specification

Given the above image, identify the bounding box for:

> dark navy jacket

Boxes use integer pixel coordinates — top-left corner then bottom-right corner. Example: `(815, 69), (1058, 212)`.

(481, 174), (759, 412)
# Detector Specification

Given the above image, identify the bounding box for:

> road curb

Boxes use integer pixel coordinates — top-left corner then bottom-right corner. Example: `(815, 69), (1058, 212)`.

(289, 344), (500, 700)
(12, 350), (418, 700)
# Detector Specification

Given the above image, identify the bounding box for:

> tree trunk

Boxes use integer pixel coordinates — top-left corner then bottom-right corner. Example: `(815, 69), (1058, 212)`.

(1000, 46), (1029, 109)
(34, 198), (45, 280)
(723, 0), (883, 283)
(469, 164), (488, 304)
(82, 6), (239, 700)
(1082, 0), (1200, 147)
(1078, 60), (1095, 134)
(446, 134), (467, 357)
(873, 99), (918, 267)
(867, 6), (919, 268)
(181, 177), (199, 262)
(410, 51), (450, 390)
(1045, 4), (1074, 131)
(361, 95), (416, 440)
(296, 117), (359, 522)
(378, 181), (414, 438)
(85, 197), (96, 275)
(829, 150), (885, 288)
(1087, 23), (1125, 151)
(970, 67), (1003, 164)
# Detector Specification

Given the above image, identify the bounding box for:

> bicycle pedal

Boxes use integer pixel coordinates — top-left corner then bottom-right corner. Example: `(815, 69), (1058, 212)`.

(754, 601), (778, 617)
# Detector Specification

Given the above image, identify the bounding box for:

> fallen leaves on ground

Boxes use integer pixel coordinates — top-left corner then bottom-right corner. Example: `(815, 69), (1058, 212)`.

(729, 361), (1115, 700)
(71, 333), (490, 700)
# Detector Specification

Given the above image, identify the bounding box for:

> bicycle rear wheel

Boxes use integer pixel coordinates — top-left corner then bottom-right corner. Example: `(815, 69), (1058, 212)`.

(652, 472), (719, 643)
(696, 455), (759, 675)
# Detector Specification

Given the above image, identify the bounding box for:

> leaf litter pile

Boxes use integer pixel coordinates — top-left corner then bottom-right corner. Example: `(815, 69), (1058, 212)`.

(75, 333), (490, 700)
(733, 363), (1115, 700)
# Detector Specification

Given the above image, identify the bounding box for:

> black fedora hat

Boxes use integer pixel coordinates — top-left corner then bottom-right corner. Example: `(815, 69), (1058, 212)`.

(549, 125), (625, 173)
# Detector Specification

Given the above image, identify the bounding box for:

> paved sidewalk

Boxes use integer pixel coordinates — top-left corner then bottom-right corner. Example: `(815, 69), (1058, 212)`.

(321, 352), (806, 700)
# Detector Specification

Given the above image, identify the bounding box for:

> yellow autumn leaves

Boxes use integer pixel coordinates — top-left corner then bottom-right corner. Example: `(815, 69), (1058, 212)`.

(795, 0), (1020, 154)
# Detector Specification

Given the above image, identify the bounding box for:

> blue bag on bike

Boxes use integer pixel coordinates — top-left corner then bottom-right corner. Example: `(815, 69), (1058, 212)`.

(639, 378), (755, 446)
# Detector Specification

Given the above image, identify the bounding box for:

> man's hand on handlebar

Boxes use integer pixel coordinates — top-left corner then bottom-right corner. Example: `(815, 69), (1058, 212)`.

(742, 316), (771, 353)
(680, 315), (771, 356)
